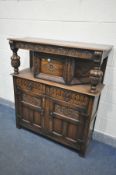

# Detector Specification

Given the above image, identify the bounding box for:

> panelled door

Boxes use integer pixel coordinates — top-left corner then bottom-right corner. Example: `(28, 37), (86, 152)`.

(47, 98), (87, 146)
(16, 90), (45, 130)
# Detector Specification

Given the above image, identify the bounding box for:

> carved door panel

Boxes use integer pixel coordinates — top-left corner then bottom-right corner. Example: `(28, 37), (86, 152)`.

(16, 90), (45, 129)
(47, 99), (86, 145)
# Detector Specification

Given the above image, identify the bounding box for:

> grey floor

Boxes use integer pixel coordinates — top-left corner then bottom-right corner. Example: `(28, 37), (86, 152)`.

(0, 104), (116, 175)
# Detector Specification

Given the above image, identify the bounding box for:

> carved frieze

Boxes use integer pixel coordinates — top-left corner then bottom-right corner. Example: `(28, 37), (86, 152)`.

(16, 78), (45, 94)
(46, 87), (89, 107)
(16, 78), (89, 107)
(55, 104), (80, 120)
(15, 41), (94, 59)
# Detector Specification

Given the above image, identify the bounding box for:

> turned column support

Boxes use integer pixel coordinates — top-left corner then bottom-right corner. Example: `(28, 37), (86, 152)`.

(89, 67), (103, 93)
(93, 51), (102, 65)
(89, 51), (103, 93)
(9, 40), (20, 74)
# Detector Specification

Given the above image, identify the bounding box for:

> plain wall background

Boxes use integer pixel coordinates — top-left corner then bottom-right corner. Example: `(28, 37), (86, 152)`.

(0, 0), (116, 138)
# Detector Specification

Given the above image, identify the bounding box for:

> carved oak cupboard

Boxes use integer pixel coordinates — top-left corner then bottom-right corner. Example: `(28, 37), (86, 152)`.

(8, 37), (112, 156)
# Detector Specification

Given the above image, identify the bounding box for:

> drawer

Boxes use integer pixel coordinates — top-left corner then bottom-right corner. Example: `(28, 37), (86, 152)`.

(15, 77), (45, 95)
(40, 56), (64, 77)
(46, 86), (89, 110)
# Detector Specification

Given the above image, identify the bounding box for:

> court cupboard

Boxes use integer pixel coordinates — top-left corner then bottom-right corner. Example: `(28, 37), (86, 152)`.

(8, 37), (112, 156)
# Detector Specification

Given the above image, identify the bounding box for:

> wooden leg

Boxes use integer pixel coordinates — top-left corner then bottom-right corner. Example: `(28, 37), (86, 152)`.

(91, 116), (97, 140)
(79, 144), (87, 157)
(16, 117), (21, 129)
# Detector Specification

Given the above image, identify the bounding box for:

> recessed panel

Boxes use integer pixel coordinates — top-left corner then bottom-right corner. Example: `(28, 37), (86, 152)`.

(55, 104), (80, 120)
(22, 106), (34, 124)
(22, 105), (29, 122)
(33, 111), (41, 126)
(53, 118), (63, 135)
(67, 123), (78, 141)
(22, 94), (41, 107)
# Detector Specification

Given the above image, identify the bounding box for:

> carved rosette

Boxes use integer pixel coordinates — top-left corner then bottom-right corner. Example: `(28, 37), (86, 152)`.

(89, 67), (103, 93)
(9, 41), (20, 74)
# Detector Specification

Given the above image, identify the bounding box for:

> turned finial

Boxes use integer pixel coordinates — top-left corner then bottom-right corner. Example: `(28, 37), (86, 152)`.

(89, 67), (103, 93)
(9, 40), (20, 74)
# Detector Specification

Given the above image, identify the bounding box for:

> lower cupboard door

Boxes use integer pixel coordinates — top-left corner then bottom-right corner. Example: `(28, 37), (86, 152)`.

(48, 100), (86, 145)
(18, 92), (45, 129)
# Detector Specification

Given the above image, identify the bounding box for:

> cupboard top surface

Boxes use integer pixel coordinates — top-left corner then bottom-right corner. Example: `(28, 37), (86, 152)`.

(12, 68), (104, 97)
(8, 37), (112, 53)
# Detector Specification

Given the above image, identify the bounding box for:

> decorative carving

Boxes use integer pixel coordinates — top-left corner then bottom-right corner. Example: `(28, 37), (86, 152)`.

(47, 63), (56, 72)
(93, 51), (102, 65)
(55, 104), (79, 119)
(15, 86), (22, 95)
(16, 78), (45, 94)
(48, 87), (86, 109)
(48, 87), (64, 98)
(9, 41), (20, 74)
(22, 94), (41, 107)
(72, 94), (89, 106)
(63, 91), (71, 102)
(39, 56), (64, 78)
(27, 82), (33, 90)
(15, 42), (94, 59)
(89, 67), (103, 93)
(47, 87), (89, 106)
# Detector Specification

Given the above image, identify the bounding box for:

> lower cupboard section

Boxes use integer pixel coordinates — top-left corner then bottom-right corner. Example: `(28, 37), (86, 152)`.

(15, 90), (88, 154)
(15, 85), (88, 154)
(48, 99), (86, 144)
(19, 118), (81, 152)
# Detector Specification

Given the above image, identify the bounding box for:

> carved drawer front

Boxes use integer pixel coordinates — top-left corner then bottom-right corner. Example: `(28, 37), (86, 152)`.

(46, 86), (89, 109)
(48, 99), (86, 145)
(15, 77), (45, 95)
(40, 57), (64, 77)
(32, 52), (66, 84)
(17, 91), (45, 129)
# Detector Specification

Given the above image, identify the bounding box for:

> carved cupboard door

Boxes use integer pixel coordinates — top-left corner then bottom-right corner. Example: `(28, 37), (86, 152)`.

(47, 98), (87, 146)
(16, 90), (45, 130)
